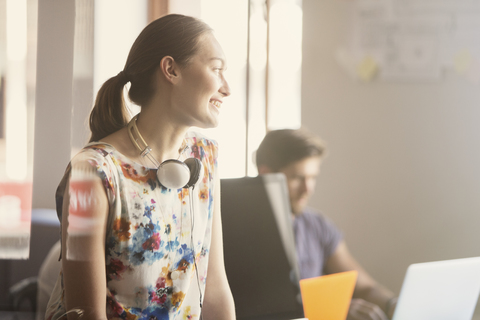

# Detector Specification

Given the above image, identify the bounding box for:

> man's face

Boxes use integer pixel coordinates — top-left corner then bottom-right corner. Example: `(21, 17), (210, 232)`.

(279, 156), (322, 215)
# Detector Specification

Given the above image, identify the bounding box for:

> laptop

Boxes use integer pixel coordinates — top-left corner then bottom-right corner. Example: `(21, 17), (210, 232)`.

(221, 173), (304, 320)
(392, 256), (480, 320)
(299, 270), (358, 320)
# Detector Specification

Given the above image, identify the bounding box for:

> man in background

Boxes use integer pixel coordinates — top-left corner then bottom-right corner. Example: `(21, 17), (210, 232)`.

(256, 128), (397, 320)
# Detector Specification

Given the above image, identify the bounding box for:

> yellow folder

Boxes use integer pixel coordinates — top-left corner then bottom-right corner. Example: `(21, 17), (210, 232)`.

(299, 270), (358, 320)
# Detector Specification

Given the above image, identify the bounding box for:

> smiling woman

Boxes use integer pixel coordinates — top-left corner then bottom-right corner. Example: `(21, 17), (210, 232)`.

(45, 14), (235, 320)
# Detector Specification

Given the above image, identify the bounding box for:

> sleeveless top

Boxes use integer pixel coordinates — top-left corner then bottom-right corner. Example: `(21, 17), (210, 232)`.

(45, 131), (218, 320)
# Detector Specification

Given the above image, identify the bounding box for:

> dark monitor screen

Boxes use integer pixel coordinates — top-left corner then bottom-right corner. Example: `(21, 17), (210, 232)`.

(220, 174), (303, 320)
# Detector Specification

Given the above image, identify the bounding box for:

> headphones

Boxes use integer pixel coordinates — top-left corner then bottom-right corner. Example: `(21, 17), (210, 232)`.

(127, 114), (203, 189)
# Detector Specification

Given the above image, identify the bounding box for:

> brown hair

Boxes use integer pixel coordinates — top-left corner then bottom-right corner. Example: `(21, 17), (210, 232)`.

(88, 14), (212, 142)
(255, 128), (327, 171)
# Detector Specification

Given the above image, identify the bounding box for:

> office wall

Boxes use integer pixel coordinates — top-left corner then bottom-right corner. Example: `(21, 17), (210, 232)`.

(302, 0), (480, 295)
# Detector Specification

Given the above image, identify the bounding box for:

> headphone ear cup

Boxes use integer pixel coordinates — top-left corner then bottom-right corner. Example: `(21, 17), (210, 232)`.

(183, 158), (203, 188)
(157, 160), (191, 189)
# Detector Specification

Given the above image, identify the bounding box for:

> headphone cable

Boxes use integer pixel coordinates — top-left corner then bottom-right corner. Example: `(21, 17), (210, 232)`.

(189, 186), (204, 319)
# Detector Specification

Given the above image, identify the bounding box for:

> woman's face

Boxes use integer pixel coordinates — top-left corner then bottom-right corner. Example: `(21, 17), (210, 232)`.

(171, 32), (231, 129)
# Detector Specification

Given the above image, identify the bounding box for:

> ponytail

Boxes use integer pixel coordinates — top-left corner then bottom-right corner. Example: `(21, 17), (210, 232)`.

(88, 71), (130, 142)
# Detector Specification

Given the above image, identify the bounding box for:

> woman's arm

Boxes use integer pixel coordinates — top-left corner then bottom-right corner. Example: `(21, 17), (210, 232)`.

(201, 176), (236, 319)
(61, 169), (109, 320)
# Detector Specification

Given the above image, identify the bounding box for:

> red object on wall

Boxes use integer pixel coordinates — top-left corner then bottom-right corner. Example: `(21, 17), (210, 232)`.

(0, 181), (33, 223)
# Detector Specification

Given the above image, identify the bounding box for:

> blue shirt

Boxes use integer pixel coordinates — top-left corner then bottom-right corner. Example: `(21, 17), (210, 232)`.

(292, 208), (343, 279)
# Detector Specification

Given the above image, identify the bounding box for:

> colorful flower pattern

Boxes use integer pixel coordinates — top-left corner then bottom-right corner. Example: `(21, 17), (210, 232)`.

(45, 132), (217, 320)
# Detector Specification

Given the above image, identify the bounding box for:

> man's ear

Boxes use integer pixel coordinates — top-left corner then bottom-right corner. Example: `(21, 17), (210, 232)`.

(159, 56), (179, 84)
(257, 165), (273, 175)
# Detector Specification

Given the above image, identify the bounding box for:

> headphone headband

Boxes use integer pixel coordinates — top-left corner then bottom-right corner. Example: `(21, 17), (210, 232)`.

(127, 114), (160, 168)
(126, 114), (202, 189)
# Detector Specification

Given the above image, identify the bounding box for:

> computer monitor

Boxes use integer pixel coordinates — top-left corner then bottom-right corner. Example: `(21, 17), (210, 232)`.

(221, 173), (303, 320)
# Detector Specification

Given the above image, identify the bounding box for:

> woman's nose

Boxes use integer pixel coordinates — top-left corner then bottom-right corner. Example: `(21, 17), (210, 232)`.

(220, 76), (231, 97)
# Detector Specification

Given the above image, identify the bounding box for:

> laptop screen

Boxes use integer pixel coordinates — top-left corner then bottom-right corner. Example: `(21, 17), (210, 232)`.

(221, 174), (304, 320)
(393, 256), (480, 320)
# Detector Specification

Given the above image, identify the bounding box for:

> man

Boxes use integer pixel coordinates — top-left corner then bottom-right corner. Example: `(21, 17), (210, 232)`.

(256, 128), (397, 320)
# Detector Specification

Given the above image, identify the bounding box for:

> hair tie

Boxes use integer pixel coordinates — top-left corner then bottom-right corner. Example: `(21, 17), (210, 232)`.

(117, 71), (130, 84)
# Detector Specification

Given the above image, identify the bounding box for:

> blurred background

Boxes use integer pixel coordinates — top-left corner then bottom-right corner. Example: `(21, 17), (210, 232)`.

(1, 0), (480, 318)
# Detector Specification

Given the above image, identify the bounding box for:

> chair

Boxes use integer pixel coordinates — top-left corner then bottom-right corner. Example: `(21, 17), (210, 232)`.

(36, 240), (61, 320)
(8, 276), (38, 315)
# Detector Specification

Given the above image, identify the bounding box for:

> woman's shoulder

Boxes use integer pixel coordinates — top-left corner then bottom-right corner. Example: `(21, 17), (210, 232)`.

(185, 131), (218, 155)
(75, 142), (114, 157)
(184, 131), (219, 168)
(71, 142), (115, 162)
(185, 130), (218, 146)
(83, 142), (116, 154)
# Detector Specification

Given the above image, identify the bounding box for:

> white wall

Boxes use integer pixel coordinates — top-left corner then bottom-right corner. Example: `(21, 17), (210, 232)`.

(302, 0), (480, 295)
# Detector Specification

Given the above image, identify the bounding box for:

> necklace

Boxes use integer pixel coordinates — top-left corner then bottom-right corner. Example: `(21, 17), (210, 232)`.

(127, 114), (188, 165)
(127, 114), (194, 190)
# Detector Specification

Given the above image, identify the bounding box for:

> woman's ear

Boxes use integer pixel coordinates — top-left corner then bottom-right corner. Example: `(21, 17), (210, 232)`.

(159, 56), (179, 84)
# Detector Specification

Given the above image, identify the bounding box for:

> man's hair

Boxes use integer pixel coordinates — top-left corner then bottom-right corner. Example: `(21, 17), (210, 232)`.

(255, 128), (327, 171)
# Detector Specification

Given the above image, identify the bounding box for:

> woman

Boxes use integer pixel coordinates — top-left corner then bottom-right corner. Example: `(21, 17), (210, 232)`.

(45, 14), (234, 320)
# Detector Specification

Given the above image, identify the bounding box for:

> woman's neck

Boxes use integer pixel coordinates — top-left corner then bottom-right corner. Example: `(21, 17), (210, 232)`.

(99, 109), (190, 166)
(133, 110), (189, 162)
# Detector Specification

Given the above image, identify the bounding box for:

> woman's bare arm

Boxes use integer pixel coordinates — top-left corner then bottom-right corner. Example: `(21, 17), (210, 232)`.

(201, 176), (236, 319)
(61, 169), (109, 320)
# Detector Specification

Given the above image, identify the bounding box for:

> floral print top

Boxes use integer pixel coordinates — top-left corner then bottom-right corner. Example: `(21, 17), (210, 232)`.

(46, 131), (218, 320)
